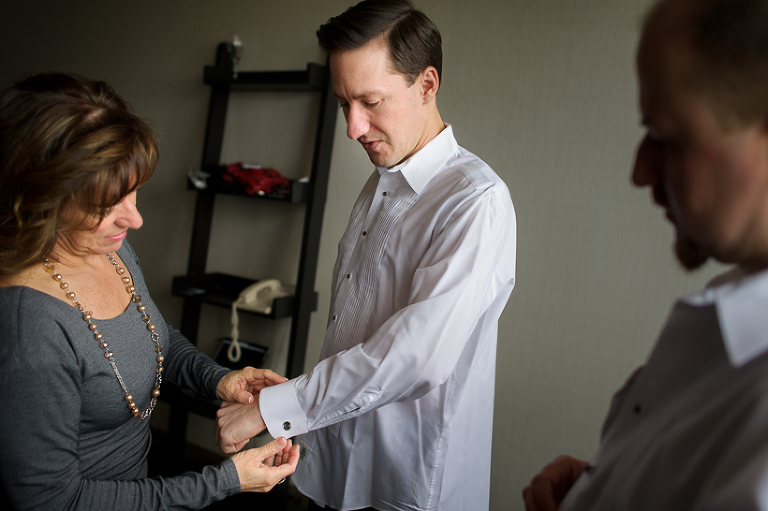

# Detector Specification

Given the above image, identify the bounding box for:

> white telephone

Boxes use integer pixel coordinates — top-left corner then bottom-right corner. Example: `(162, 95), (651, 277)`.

(229, 280), (291, 362)
(235, 279), (283, 315)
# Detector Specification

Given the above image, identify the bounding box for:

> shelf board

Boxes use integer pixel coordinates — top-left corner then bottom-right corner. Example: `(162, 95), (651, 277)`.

(188, 165), (309, 203)
(172, 273), (298, 319)
(204, 62), (326, 92)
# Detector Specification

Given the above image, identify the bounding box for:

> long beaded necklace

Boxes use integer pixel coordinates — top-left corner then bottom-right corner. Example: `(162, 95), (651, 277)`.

(43, 253), (164, 420)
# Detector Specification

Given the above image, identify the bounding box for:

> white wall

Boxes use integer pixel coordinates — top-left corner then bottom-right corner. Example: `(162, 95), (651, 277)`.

(0, 1), (725, 510)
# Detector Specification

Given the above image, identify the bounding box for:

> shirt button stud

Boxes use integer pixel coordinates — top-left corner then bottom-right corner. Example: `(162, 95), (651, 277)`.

(283, 421), (292, 431)
(362, 230), (368, 237)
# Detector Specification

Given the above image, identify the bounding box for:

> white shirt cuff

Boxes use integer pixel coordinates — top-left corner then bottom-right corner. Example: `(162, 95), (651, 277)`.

(259, 378), (308, 439)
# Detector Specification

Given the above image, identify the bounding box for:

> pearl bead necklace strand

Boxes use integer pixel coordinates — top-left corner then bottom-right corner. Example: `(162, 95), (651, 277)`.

(43, 253), (164, 420)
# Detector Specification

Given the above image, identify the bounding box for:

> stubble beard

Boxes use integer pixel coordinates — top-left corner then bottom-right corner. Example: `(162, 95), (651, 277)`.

(674, 232), (709, 271)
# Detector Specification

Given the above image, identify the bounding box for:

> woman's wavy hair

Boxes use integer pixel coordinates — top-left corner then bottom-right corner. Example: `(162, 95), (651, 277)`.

(0, 72), (158, 275)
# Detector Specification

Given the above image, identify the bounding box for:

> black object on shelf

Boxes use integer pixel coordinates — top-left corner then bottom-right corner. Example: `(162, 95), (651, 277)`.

(212, 338), (269, 370)
(161, 41), (337, 466)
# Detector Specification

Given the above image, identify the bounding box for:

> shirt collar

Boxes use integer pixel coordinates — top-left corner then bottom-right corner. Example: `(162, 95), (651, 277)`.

(681, 266), (768, 367)
(375, 124), (458, 195)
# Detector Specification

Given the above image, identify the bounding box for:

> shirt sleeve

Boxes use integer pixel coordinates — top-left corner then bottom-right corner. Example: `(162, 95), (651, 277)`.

(118, 241), (231, 399)
(163, 324), (231, 398)
(260, 183), (516, 438)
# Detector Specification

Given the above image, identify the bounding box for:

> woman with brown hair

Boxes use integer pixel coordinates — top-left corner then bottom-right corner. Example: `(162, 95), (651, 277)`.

(0, 72), (298, 510)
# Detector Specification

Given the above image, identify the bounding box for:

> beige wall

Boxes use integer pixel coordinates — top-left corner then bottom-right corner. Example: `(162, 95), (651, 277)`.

(0, 1), (725, 510)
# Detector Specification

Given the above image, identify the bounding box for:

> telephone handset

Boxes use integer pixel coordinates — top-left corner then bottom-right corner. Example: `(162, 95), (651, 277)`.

(235, 279), (283, 315)
(229, 280), (290, 362)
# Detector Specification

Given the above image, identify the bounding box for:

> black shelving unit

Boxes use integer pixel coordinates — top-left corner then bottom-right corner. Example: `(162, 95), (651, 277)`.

(160, 42), (337, 463)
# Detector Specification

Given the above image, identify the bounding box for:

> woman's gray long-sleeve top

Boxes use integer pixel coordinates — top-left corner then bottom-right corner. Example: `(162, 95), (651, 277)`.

(0, 242), (239, 510)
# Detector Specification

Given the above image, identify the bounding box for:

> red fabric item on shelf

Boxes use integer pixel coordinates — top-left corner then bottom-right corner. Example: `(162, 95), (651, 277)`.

(222, 163), (288, 195)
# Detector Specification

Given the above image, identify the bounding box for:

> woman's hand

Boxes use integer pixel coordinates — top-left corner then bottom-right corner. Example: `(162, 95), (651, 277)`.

(216, 367), (288, 404)
(231, 437), (300, 492)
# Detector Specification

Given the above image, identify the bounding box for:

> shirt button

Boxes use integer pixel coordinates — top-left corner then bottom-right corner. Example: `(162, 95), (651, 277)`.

(333, 315), (338, 321)
(346, 273), (352, 279)
(362, 230), (368, 237)
(382, 191), (387, 196)
(283, 421), (292, 431)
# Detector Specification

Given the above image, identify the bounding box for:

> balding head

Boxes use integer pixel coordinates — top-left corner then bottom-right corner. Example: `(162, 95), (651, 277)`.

(641, 0), (768, 128)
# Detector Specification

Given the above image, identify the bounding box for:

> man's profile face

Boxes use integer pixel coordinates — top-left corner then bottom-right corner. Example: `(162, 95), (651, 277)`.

(631, 22), (768, 270)
(330, 39), (431, 168)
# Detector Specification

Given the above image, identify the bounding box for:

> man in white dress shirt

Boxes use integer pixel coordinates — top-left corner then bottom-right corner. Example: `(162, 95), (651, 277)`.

(524, 0), (768, 509)
(215, 1), (517, 510)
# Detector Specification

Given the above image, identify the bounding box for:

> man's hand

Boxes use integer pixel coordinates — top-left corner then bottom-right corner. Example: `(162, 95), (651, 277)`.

(522, 455), (588, 511)
(216, 395), (266, 453)
(216, 367), (288, 404)
(231, 436), (300, 492)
